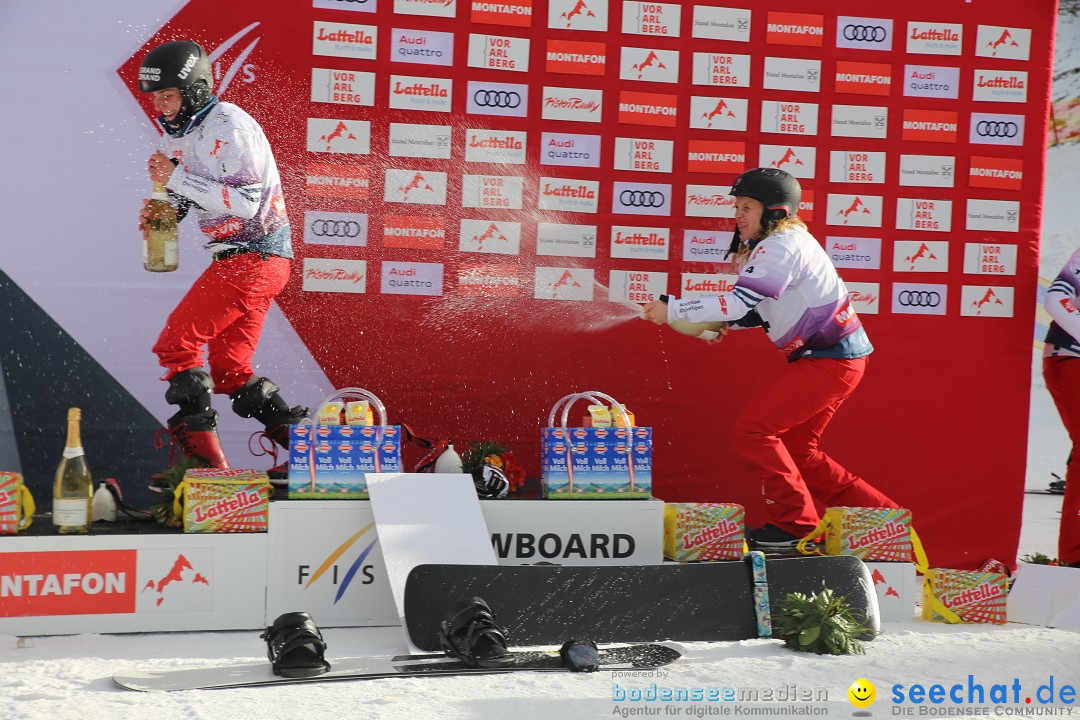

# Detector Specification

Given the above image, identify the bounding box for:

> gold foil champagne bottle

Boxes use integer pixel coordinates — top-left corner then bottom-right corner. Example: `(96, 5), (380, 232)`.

(53, 408), (93, 534)
(144, 182), (179, 272)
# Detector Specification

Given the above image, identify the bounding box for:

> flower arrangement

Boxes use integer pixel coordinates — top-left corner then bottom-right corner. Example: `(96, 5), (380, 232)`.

(460, 440), (526, 494)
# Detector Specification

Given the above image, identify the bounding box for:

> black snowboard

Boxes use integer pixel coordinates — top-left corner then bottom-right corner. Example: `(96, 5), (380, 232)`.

(114, 643), (682, 692)
(404, 555), (878, 651)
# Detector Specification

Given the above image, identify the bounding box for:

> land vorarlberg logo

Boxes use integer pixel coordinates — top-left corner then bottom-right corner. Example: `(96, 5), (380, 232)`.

(298, 522), (380, 604)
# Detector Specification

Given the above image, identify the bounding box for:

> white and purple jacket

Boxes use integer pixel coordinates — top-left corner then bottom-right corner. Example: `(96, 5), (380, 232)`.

(666, 224), (870, 361)
(1045, 246), (1080, 357)
(159, 98), (292, 258)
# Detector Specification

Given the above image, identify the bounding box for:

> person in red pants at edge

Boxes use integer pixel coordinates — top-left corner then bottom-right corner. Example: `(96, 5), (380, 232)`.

(643, 168), (899, 550)
(136, 41), (306, 485)
(1043, 246), (1080, 568)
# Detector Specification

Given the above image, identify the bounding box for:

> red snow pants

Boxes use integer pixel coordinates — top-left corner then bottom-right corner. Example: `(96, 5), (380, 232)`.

(733, 356), (899, 536)
(153, 252), (291, 397)
(1043, 355), (1080, 566)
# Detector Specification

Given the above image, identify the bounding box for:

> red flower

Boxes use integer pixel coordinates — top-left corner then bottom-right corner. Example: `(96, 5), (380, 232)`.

(500, 451), (526, 490)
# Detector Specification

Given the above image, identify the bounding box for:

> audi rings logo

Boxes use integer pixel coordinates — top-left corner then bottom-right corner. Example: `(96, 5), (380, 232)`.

(842, 24), (887, 42)
(311, 220), (363, 238)
(619, 190), (666, 208)
(898, 290), (941, 307)
(473, 90), (522, 108)
(976, 121), (1019, 138)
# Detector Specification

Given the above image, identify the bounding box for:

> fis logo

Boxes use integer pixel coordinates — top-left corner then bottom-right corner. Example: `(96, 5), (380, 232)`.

(298, 522), (380, 604)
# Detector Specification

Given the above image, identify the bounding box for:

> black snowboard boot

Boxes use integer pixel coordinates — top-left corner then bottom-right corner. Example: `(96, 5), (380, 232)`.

(231, 377), (308, 480)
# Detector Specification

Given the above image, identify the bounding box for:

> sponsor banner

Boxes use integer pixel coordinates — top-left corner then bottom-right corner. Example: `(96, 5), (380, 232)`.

(468, 33), (530, 72)
(536, 222), (598, 257)
(969, 156), (1024, 191)
(835, 61), (892, 96)
(798, 190), (815, 222)
(682, 229), (735, 263)
(383, 214), (446, 250)
(692, 6), (750, 42)
(687, 140), (745, 174)
(542, 86), (604, 123)
(541, 132), (602, 168)
(830, 104), (887, 139)
(609, 269), (667, 303)
(689, 95), (748, 131)
(612, 181), (672, 216)
(691, 52), (751, 88)
(457, 263), (521, 297)
(846, 282), (881, 315)
(761, 100), (818, 135)
(759, 145), (816, 178)
(610, 225), (670, 260)
(896, 198), (953, 232)
(303, 211), (369, 247)
(622, 2), (680, 37)
(303, 258), (367, 293)
(829, 151), (885, 184)
(836, 16), (893, 51)
(901, 109), (958, 143)
(538, 177), (600, 213)
(459, 219), (522, 255)
(391, 28), (454, 66)
(620, 47), (679, 83)
(613, 137), (673, 173)
(893, 282), (948, 316)
(977, 25), (1031, 61)
(465, 128), (527, 164)
(762, 57), (821, 93)
(134, 548), (216, 613)
(388, 74), (452, 112)
(534, 266), (595, 301)
(548, 0), (608, 32)
(825, 236), (882, 269)
(471, 0), (533, 27)
(685, 185), (735, 218)
(0, 550), (136, 617)
(961, 286), (1014, 318)
(681, 272), (738, 298)
(907, 21), (963, 55)
(313, 21), (377, 60)
(963, 243), (1018, 275)
(894, 240), (949, 272)
(306, 118), (371, 154)
(311, 68), (375, 105)
(388, 122), (452, 159)
(384, 169), (448, 205)
(395, 0), (457, 18)
(305, 163), (370, 199)
(315, 0), (376, 11)
(899, 155), (956, 188)
(381, 260), (444, 296)
(973, 69), (1028, 103)
(461, 174), (524, 209)
(545, 39), (606, 75)
(618, 90), (678, 127)
(966, 199), (1020, 232)
(903, 64), (960, 99)
(466, 80), (528, 117)
(766, 11), (824, 47)
(970, 113), (1025, 147)
(826, 194), (883, 227)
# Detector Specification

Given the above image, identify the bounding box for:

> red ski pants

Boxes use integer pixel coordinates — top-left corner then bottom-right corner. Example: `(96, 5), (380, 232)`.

(153, 253), (290, 397)
(733, 356), (898, 536)
(1043, 355), (1080, 566)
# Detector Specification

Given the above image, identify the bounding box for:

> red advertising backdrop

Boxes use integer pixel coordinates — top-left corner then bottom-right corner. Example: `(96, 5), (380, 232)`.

(119, 0), (1056, 569)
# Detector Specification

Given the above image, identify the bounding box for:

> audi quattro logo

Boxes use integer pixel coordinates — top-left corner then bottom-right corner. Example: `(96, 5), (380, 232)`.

(975, 121), (1019, 138)
(311, 220), (363, 237)
(899, 290), (941, 307)
(843, 24), (887, 42)
(620, 190), (665, 207)
(473, 89), (521, 108)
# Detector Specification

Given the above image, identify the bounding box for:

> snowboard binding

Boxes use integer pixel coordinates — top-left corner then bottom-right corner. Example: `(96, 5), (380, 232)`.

(260, 611), (331, 678)
(438, 596), (514, 668)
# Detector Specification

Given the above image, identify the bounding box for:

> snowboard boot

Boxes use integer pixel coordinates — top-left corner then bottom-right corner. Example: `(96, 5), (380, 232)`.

(748, 523), (813, 552)
(151, 369), (228, 492)
(166, 410), (230, 470)
(231, 377), (308, 481)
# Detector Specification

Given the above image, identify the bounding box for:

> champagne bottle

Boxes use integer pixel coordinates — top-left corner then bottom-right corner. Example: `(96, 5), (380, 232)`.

(144, 182), (179, 272)
(53, 407), (93, 534)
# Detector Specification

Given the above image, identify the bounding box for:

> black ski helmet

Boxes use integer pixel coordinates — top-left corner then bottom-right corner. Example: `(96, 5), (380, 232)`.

(729, 168), (802, 220)
(138, 41), (213, 126)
